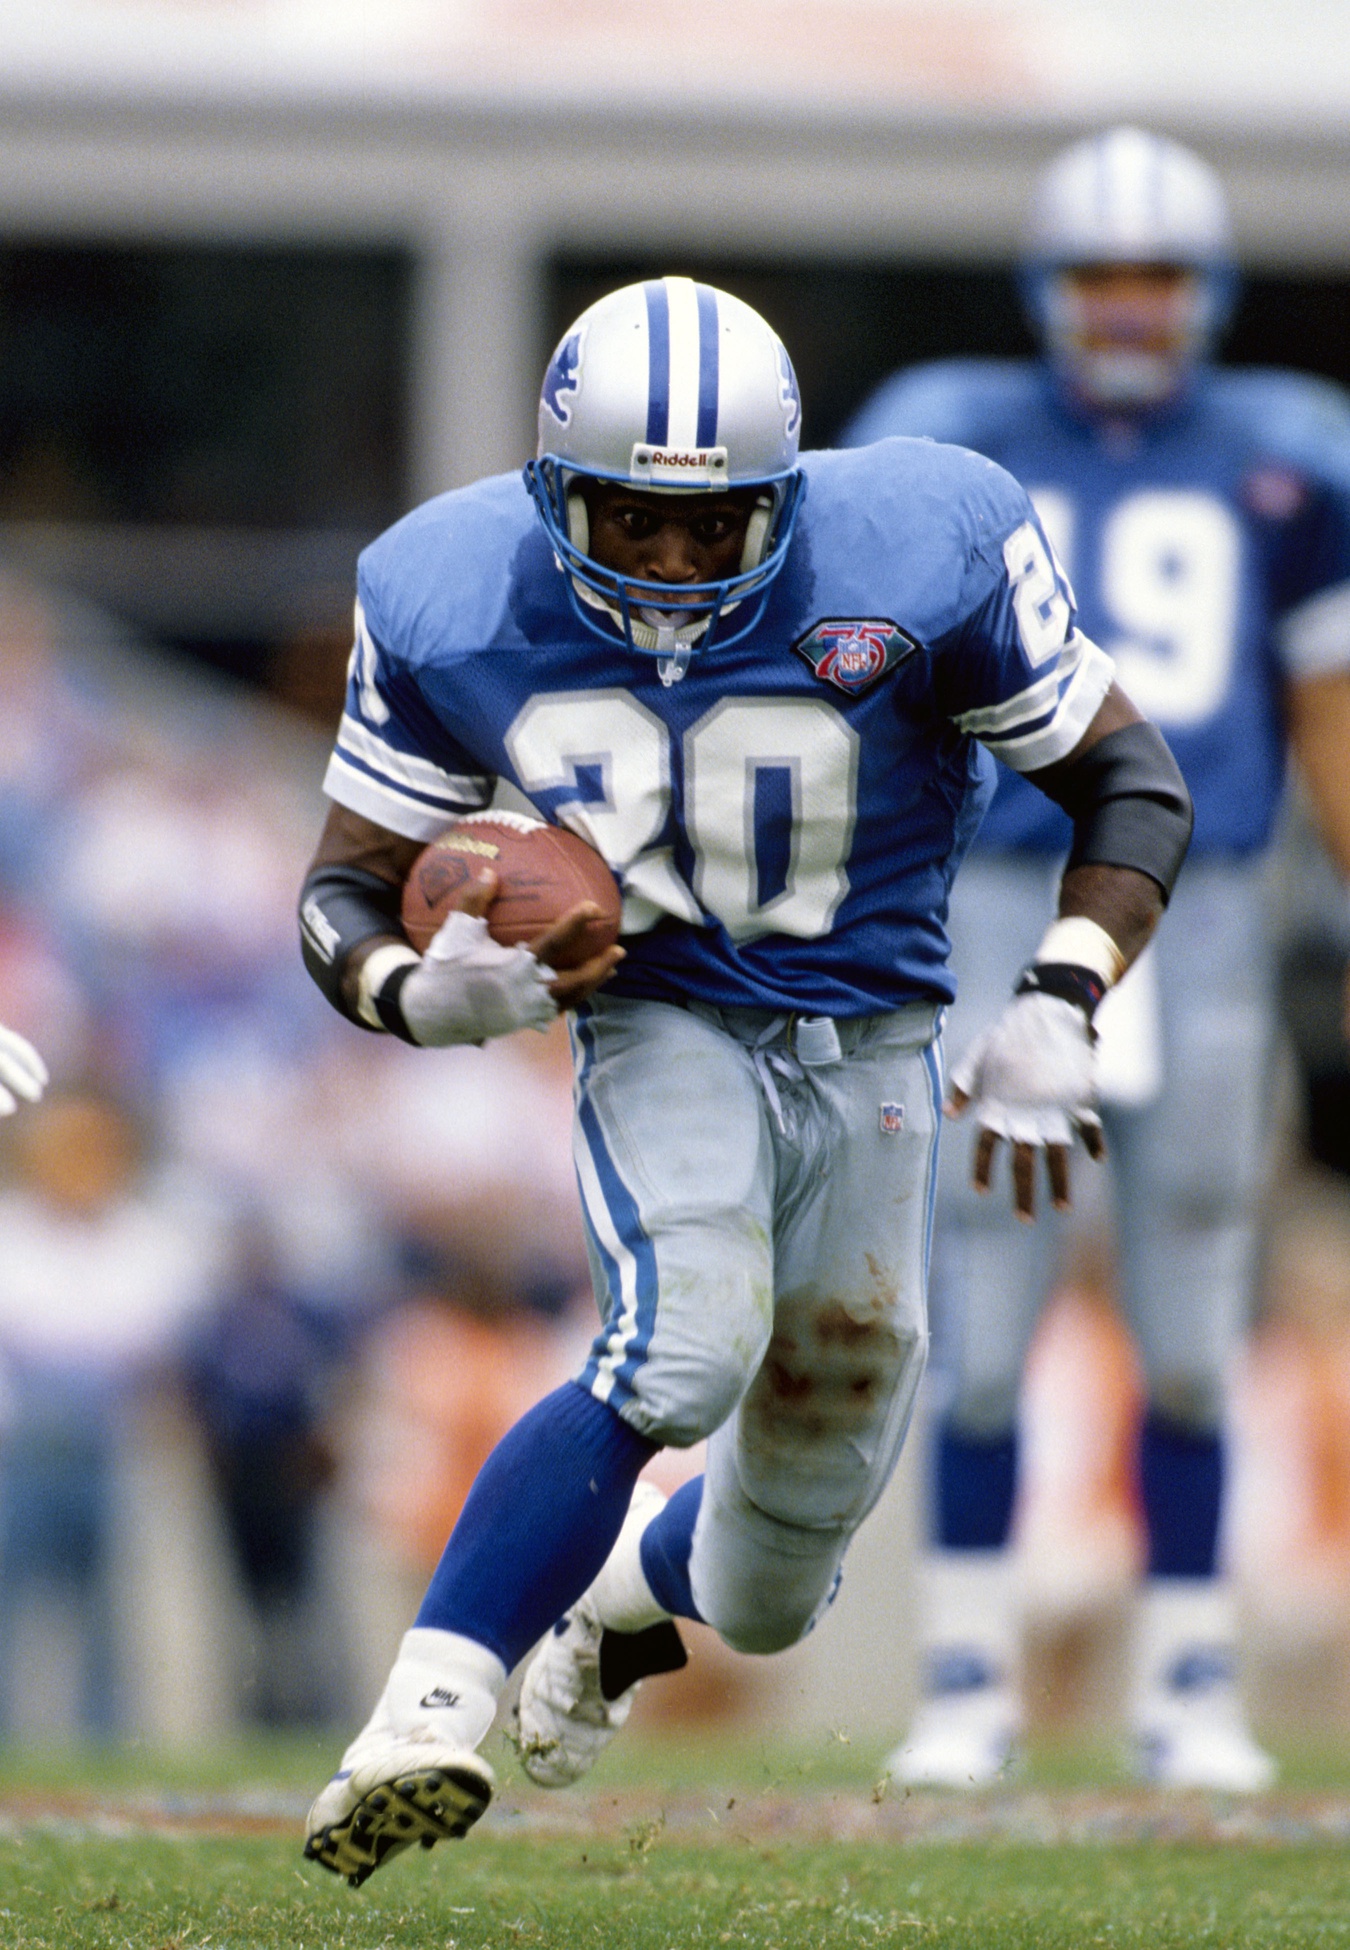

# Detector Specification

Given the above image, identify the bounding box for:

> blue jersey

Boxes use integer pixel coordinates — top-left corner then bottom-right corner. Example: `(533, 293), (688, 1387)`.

(323, 441), (1112, 1016)
(843, 362), (1350, 856)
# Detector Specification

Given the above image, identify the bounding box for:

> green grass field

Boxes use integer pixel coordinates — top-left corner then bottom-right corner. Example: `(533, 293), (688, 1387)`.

(1, 1733), (1349, 1949)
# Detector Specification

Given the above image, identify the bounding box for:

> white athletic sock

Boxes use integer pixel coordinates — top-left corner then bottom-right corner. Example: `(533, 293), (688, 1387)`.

(364, 1627), (507, 1753)
(1135, 1576), (1240, 1706)
(587, 1482), (672, 1633)
(888, 1547), (1021, 1785)
(919, 1547), (1019, 1690)
(1129, 1576), (1274, 1789)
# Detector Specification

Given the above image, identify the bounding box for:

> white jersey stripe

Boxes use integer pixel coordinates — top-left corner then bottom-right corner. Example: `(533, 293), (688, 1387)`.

(953, 634), (1113, 747)
(323, 753), (482, 840)
(335, 713), (490, 804)
(991, 640), (1114, 772)
(954, 662), (1064, 739)
(664, 276), (703, 451)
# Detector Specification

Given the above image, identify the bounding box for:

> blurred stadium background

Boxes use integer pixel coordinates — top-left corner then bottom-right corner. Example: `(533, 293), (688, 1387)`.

(0, 0), (1348, 1768)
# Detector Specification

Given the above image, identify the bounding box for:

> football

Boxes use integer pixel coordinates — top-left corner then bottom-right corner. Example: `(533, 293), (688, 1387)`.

(401, 812), (623, 968)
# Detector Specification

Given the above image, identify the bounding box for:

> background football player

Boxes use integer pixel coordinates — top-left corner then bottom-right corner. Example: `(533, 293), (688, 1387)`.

(295, 277), (1191, 1887)
(844, 125), (1350, 1792)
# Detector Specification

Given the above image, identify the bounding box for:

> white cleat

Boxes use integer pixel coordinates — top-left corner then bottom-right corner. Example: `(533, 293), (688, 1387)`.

(885, 1652), (1020, 1789)
(1134, 1651), (1276, 1793)
(304, 1739), (494, 1887)
(517, 1481), (686, 1788)
(303, 1626), (503, 1886)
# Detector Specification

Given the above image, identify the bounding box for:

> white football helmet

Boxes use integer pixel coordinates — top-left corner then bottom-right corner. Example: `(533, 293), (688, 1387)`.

(1022, 127), (1237, 410)
(524, 278), (805, 678)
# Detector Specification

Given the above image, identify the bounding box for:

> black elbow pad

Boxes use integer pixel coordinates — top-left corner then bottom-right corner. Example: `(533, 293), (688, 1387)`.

(1033, 720), (1194, 902)
(299, 863), (407, 1025)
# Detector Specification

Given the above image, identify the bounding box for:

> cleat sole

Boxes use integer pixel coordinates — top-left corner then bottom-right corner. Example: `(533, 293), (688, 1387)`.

(304, 1762), (492, 1888)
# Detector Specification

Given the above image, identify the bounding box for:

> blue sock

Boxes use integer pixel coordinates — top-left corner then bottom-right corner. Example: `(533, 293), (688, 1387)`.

(414, 1381), (657, 1671)
(935, 1423), (1018, 1550)
(639, 1476), (705, 1621)
(1139, 1411), (1222, 1578)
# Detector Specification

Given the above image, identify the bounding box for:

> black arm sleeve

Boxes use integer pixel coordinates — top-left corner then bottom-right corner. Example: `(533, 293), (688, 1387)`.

(1029, 719), (1194, 903)
(298, 863), (408, 1029)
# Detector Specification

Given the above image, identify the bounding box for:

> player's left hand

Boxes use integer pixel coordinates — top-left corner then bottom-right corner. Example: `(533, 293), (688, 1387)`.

(530, 902), (625, 1008)
(0, 1024), (47, 1117)
(947, 991), (1104, 1222)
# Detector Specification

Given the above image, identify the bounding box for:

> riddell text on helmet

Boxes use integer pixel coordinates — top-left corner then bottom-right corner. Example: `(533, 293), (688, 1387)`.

(630, 444), (730, 481)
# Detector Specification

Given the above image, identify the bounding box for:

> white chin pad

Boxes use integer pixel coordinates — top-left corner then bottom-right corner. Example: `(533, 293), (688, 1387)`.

(566, 490), (589, 556)
(740, 496), (773, 573)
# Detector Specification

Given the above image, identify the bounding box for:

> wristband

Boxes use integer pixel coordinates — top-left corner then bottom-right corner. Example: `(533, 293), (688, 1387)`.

(1016, 961), (1109, 1022)
(1014, 914), (1127, 1024)
(299, 861), (409, 1030)
(1033, 916), (1126, 987)
(356, 942), (420, 1036)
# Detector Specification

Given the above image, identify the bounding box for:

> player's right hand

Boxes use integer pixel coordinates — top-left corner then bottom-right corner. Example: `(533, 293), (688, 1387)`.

(946, 990), (1105, 1222)
(0, 1024), (48, 1116)
(531, 906), (625, 1009)
(398, 870), (558, 1046)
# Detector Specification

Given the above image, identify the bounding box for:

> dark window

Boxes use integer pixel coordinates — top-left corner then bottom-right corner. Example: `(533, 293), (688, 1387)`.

(1225, 277), (1350, 385)
(549, 258), (1350, 450)
(0, 242), (412, 529)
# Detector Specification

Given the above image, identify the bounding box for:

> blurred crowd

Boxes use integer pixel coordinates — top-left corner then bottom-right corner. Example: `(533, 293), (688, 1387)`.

(0, 567), (594, 1741)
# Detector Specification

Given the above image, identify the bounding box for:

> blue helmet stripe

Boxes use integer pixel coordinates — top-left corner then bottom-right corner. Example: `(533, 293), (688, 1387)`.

(643, 279), (670, 446)
(695, 283), (719, 447)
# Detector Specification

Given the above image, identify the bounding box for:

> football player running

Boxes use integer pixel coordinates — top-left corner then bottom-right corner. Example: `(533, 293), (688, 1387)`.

(845, 127), (1350, 1793)
(0, 1024), (46, 1117)
(298, 276), (1191, 1886)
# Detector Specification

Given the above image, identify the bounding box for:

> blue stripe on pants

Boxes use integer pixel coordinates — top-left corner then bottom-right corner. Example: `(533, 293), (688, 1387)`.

(572, 1009), (662, 1411)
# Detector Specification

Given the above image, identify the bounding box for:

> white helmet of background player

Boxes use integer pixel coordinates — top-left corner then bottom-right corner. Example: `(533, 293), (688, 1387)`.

(524, 278), (805, 668)
(1022, 126), (1237, 410)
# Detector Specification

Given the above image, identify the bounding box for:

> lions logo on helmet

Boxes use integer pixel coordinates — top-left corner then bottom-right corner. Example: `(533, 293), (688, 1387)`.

(525, 278), (805, 677)
(777, 342), (802, 441)
(541, 330), (583, 429)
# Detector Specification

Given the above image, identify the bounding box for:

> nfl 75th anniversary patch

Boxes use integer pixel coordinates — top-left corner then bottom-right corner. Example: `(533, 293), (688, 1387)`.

(792, 618), (920, 695)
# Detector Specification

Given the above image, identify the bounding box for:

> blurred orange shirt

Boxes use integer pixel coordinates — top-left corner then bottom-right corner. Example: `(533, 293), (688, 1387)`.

(356, 1299), (580, 1571)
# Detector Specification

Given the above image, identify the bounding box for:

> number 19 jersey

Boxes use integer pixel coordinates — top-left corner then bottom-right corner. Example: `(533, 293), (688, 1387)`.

(322, 440), (1113, 1017)
(843, 362), (1350, 856)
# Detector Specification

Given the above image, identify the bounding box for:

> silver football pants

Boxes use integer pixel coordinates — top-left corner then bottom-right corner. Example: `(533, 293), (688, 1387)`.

(569, 992), (941, 1653)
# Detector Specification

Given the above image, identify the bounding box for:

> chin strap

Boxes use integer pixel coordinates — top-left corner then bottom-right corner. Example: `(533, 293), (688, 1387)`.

(657, 650), (692, 686)
(641, 612), (697, 686)
(572, 581), (709, 681)
(562, 482), (779, 682)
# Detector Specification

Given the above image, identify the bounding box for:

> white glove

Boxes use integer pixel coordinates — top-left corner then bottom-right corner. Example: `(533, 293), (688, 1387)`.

(949, 990), (1102, 1154)
(398, 910), (557, 1047)
(0, 1023), (48, 1116)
